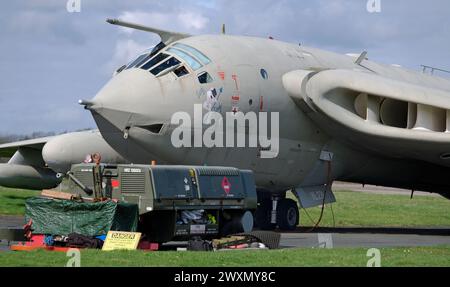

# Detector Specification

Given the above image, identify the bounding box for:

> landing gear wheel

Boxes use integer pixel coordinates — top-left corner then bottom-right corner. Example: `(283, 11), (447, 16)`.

(277, 198), (299, 231)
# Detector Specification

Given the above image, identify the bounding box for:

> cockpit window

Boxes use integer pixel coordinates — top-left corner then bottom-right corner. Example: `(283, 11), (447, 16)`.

(173, 43), (211, 65)
(141, 53), (170, 70)
(126, 54), (147, 69)
(126, 42), (167, 70)
(167, 48), (202, 70)
(174, 66), (189, 77)
(124, 42), (211, 79)
(150, 57), (181, 76)
(198, 72), (213, 84)
(149, 42), (166, 57)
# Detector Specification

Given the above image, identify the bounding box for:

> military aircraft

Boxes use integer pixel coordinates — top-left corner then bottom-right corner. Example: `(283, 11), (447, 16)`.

(0, 130), (128, 190)
(2, 18), (450, 230)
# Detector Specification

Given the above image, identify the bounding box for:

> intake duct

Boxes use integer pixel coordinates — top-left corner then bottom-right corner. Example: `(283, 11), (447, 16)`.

(353, 93), (448, 132)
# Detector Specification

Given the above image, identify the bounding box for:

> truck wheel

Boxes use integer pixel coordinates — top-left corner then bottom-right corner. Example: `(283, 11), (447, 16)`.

(220, 211), (254, 236)
(221, 218), (243, 236)
(277, 199), (299, 231)
(255, 199), (276, 230)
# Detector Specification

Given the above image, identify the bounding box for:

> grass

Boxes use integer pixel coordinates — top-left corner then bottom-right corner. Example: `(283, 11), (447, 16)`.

(1, 186), (450, 267)
(1, 186), (450, 227)
(0, 246), (449, 267)
(296, 190), (450, 228)
(0, 187), (40, 216)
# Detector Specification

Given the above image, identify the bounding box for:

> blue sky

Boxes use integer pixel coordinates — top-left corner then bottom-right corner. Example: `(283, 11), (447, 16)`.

(1, 0), (449, 134)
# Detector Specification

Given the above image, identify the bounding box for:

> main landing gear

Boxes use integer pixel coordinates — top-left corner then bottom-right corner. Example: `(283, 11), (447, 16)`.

(255, 190), (299, 231)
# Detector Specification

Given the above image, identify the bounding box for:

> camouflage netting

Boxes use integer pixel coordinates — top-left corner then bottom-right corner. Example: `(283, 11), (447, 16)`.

(25, 197), (139, 237)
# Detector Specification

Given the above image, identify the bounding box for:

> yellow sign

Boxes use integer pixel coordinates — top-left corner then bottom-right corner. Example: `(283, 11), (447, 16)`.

(102, 231), (141, 251)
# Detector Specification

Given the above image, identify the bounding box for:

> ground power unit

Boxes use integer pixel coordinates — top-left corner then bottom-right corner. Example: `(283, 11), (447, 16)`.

(67, 164), (257, 242)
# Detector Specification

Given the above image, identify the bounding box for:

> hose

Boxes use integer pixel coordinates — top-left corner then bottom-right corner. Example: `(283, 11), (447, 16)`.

(305, 160), (332, 232)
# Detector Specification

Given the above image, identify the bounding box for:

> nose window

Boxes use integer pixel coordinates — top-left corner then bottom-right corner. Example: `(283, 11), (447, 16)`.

(174, 66), (189, 77)
(126, 54), (148, 69)
(126, 42), (167, 70)
(173, 43), (211, 65)
(150, 57), (181, 76)
(198, 72), (213, 84)
(167, 48), (202, 70)
(141, 53), (170, 70)
(260, 69), (269, 79)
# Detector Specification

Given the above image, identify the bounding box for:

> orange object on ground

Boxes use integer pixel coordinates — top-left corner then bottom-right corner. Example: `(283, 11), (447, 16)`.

(30, 234), (46, 246)
(10, 245), (74, 252)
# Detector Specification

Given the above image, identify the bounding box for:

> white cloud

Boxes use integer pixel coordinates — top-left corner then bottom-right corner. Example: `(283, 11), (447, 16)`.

(105, 39), (153, 74)
(116, 10), (210, 34)
(117, 11), (172, 35)
(177, 12), (209, 30)
(10, 10), (57, 34)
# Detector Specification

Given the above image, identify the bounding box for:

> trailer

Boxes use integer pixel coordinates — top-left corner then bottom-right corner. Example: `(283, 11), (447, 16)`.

(67, 163), (257, 243)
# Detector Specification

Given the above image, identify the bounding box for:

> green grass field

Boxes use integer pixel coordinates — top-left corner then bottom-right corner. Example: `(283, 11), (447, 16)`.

(0, 188), (40, 216)
(297, 190), (450, 228)
(1, 246), (449, 267)
(1, 186), (450, 227)
(1, 186), (450, 267)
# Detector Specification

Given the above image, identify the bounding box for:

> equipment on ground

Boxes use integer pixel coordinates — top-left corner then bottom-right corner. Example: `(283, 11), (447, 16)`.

(67, 163), (258, 243)
(25, 197), (139, 237)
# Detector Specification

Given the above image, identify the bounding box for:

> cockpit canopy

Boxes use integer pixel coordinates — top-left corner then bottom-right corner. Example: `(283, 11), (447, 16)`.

(121, 42), (211, 79)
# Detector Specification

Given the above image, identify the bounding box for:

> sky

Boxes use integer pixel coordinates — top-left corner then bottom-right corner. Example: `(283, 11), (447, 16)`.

(1, 0), (450, 135)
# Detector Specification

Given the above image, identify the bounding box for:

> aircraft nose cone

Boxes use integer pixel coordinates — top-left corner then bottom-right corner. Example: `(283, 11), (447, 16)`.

(89, 69), (164, 131)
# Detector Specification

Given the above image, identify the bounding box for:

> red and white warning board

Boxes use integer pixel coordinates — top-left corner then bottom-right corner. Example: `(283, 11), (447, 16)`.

(221, 177), (231, 194)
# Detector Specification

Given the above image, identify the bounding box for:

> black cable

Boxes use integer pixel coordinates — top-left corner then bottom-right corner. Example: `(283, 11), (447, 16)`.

(305, 160), (332, 232)
(302, 205), (317, 225)
(330, 202), (336, 228)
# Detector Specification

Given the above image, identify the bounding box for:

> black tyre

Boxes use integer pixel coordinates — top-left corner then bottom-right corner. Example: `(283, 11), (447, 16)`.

(277, 198), (299, 230)
(220, 219), (243, 236)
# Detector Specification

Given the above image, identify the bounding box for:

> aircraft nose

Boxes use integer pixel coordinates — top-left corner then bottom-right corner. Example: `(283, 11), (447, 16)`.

(87, 69), (165, 132)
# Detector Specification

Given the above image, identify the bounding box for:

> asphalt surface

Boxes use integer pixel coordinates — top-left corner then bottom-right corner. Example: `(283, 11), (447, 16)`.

(1, 215), (449, 250)
(0, 216), (23, 229)
(280, 227), (450, 248)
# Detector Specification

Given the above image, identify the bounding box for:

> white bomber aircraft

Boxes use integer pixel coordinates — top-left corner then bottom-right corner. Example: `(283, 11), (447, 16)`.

(1, 18), (450, 230)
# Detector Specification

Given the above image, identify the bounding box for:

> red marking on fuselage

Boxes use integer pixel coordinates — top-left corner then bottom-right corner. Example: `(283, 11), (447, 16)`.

(232, 74), (239, 91)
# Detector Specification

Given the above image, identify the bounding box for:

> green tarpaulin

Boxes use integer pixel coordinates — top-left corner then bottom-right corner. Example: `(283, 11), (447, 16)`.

(25, 197), (139, 237)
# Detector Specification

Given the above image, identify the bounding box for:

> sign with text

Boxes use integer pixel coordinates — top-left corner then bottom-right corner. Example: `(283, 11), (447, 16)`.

(102, 231), (141, 251)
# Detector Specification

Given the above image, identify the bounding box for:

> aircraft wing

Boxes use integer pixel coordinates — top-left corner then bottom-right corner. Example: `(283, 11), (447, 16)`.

(0, 137), (53, 157)
(282, 69), (450, 167)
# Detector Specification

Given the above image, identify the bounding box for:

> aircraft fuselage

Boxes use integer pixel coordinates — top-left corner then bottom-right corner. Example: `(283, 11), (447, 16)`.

(89, 35), (450, 195)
